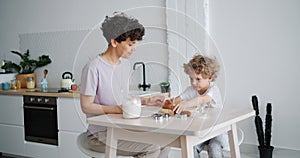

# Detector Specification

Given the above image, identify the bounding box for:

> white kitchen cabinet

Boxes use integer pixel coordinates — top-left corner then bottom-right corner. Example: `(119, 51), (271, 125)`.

(57, 98), (88, 158)
(0, 95), (23, 125)
(0, 124), (25, 156)
(23, 141), (59, 158)
(0, 95), (89, 158)
(57, 98), (87, 132)
(0, 95), (25, 156)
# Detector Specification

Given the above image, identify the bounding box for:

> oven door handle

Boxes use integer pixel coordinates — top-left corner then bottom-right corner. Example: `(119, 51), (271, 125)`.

(24, 105), (55, 111)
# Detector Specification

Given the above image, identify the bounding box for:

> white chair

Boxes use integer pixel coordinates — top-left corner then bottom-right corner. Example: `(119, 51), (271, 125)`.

(77, 132), (105, 158)
(77, 132), (133, 158)
(199, 127), (244, 157)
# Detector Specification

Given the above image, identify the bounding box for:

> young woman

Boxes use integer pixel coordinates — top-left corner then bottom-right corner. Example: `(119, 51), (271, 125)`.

(80, 12), (168, 158)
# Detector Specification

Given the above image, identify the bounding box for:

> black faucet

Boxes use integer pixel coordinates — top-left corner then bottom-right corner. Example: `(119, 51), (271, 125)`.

(133, 62), (151, 91)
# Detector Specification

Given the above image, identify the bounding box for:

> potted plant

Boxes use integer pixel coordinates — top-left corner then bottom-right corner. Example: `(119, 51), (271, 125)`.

(160, 81), (170, 93)
(1, 49), (52, 88)
(252, 95), (274, 158)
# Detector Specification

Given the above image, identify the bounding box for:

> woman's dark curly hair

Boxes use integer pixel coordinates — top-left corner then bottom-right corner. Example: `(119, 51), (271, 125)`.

(101, 12), (145, 43)
(183, 54), (220, 81)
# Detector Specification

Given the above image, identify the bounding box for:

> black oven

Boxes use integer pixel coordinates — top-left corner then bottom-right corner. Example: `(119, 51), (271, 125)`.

(23, 95), (58, 145)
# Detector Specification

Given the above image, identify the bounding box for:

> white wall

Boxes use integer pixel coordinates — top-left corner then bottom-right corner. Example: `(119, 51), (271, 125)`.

(209, 0), (300, 150)
(0, 0), (168, 90)
(0, 0), (165, 52)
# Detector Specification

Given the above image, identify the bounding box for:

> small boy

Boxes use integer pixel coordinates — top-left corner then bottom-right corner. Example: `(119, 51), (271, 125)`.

(172, 54), (228, 158)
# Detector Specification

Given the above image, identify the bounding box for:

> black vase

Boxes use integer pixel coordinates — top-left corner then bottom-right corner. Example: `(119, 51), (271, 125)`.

(258, 146), (274, 158)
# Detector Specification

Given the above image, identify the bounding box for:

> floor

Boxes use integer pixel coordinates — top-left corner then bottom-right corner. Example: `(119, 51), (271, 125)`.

(235, 144), (300, 158)
(1, 144), (300, 158)
(168, 144), (300, 158)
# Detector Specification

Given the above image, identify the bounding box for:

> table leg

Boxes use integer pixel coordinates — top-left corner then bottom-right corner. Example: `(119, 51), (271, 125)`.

(105, 127), (117, 158)
(228, 123), (241, 158)
(180, 135), (194, 158)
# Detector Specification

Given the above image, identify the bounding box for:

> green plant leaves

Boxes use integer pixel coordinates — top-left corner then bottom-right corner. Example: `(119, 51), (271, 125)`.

(2, 49), (51, 74)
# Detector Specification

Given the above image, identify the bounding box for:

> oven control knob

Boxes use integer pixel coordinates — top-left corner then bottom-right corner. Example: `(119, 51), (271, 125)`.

(30, 97), (35, 102)
(37, 98), (42, 103)
(45, 98), (49, 103)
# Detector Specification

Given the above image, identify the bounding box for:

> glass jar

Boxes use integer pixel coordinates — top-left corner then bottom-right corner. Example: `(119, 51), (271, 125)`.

(10, 79), (17, 90)
(26, 77), (35, 89)
(122, 94), (141, 119)
(16, 79), (21, 89)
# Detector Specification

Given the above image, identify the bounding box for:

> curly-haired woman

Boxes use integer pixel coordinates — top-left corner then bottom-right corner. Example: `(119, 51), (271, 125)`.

(80, 12), (168, 158)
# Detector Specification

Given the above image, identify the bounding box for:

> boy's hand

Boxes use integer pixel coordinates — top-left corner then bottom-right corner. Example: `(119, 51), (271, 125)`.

(173, 97), (199, 114)
(173, 101), (188, 114)
(162, 99), (174, 109)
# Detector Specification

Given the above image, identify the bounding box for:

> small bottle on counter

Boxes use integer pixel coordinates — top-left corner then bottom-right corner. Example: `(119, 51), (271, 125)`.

(41, 78), (48, 90)
(26, 77), (35, 89)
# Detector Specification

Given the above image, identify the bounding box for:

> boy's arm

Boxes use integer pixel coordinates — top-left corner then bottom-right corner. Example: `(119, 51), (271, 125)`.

(173, 95), (212, 113)
(172, 96), (182, 105)
(198, 95), (212, 105)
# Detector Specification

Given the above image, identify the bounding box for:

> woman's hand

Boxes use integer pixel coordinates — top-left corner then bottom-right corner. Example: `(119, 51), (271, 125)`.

(142, 95), (166, 106)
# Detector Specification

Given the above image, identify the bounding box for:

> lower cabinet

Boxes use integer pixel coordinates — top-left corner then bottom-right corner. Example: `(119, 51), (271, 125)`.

(0, 128), (87, 158)
(0, 124), (25, 156)
(0, 95), (25, 156)
(57, 98), (88, 158)
(0, 95), (23, 126)
(23, 141), (59, 158)
(0, 95), (88, 158)
(57, 98), (87, 133)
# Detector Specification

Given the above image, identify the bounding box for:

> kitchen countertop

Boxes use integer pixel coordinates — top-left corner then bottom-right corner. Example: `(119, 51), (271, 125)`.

(0, 88), (80, 98)
(0, 88), (168, 99)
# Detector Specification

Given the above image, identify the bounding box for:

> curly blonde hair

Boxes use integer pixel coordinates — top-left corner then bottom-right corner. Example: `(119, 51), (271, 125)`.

(183, 54), (220, 81)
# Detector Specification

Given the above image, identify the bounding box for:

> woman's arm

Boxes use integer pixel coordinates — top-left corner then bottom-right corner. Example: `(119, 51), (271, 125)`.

(80, 94), (122, 115)
(141, 95), (166, 106)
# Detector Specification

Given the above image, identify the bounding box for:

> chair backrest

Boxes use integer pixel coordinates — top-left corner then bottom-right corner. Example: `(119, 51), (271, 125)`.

(223, 127), (244, 151)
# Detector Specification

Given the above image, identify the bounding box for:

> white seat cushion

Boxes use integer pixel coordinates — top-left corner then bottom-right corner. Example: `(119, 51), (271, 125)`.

(76, 132), (133, 158)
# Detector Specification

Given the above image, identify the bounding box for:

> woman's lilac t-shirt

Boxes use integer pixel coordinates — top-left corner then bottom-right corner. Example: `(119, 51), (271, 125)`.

(80, 55), (131, 134)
